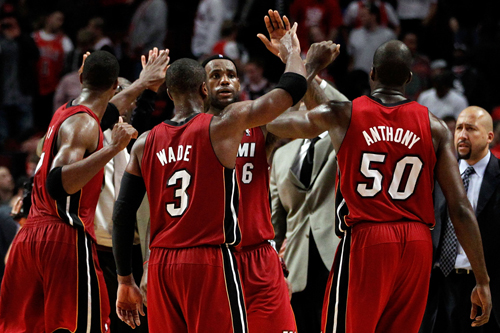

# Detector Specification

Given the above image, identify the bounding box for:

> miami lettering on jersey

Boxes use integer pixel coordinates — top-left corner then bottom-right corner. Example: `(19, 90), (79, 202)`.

(156, 145), (192, 166)
(362, 125), (421, 149)
(237, 142), (256, 158)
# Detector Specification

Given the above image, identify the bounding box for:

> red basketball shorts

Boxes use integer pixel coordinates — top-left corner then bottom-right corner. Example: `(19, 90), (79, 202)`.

(0, 219), (110, 333)
(234, 242), (297, 333)
(322, 222), (432, 333)
(147, 245), (248, 333)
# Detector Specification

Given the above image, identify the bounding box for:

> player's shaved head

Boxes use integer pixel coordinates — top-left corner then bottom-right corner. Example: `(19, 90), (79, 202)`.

(166, 58), (207, 95)
(82, 50), (119, 90)
(372, 40), (412, 86)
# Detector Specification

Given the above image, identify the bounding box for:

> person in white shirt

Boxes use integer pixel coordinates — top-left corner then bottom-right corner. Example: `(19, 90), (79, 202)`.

(420, 106), (500, 332)
(418, 71), (468, 119)
(191, 0), (224, 59)
(347, 3), (396, 74)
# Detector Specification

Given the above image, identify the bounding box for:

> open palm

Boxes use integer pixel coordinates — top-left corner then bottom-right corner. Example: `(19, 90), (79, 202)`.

(257, 10), (291, 57)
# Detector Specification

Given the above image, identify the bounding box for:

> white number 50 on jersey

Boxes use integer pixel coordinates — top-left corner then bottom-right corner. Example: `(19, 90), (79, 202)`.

(357, 152), (423, 200)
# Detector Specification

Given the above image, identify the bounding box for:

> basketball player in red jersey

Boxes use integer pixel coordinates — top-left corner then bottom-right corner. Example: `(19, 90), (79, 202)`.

(199, 24), (338, 333)
(267, 40), (492, 333)
(112, 25), (307, 332)
(0, 49), (168, 333)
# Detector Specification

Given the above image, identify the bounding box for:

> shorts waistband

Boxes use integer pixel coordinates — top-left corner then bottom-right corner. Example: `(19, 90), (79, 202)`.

(232, 241), (270, 253)
(23, 216), (65, 227)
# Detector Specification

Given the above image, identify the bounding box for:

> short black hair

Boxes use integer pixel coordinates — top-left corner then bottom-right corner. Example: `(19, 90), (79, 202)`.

(202, 54), (238, 75)
(373, 40), (412, 86)
(367, 3), (381, 24)
(81, 50), (119, 90)
(166, 58), (206, 95)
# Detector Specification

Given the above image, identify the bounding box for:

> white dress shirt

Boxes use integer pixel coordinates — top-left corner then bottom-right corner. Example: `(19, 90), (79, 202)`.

(455, 151), (491, 270)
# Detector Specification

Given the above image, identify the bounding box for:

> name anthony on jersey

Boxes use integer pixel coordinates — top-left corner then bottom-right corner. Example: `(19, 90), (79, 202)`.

(362, 126), (421, 149)
(156, 145), (192, 166)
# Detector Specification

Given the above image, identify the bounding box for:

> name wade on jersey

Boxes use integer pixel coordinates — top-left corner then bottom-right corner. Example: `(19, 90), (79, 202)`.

(362, 126), (421, 149)
(156, 145), (192, 166)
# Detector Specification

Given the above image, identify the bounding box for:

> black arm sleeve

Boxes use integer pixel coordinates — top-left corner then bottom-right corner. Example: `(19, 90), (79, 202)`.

(112, 171), (147, 276)
(127, 89), (157, 153)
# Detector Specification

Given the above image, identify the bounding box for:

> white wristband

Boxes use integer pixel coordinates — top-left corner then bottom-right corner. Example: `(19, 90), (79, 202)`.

(319, 79), (328, 90)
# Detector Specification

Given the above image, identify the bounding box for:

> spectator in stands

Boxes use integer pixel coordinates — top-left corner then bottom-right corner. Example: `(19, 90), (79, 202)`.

(451, 43), (479, 107)
(402, 32), (431, 100)
(0, 9), (39, 151)
(87, 17), (114, 54)
(62, 28), (96, 77)
(289, 0), (343, 53)
(240, 58), (275, 101)
(0, 167), (14, 209)
(211, 20), (249, 72)
(191, 0), (224, 59)
(397, 0), (437, 37)
(343, 0), (399, 34)
(32, 10), (74, 130)
(347, 3), (395, 74)
(0, 209), (18, 284)
(418, 70), (468, 119)
(129, 0), (167, 78)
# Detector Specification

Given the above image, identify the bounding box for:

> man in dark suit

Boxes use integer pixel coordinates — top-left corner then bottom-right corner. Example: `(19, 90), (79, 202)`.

(420, 106), (500, 332)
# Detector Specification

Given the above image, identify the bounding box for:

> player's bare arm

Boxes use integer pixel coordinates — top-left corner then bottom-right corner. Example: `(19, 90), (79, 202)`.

(109, 48), (169, 112)
(113, 131), (149, 328)
(210, 23), (306, 168)
(50, 115), (137, 195)
(431, 112), (492, 327)
(267, 100), (351, 148)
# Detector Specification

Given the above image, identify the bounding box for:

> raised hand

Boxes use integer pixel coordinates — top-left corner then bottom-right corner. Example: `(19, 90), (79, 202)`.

(470, 284), (492, 327)
(116, 277), (145, 329)
(305, 41), (341, 75)
(110, 116), (138, 152)
(78, 51), (91, 76)
(138, 47), (170, 91)
(277, 22), (301, 63)
(257, 9), (291, 58)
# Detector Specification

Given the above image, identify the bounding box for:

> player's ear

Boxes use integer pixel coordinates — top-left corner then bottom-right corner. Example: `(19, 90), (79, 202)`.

(166, 88), (173, 101)
(200, 82), (208, 99)
(112, 79), (118, 90)
(79, 73), (83, 84)
(406, 71), (413, 84)
(370, 67), (376, 82)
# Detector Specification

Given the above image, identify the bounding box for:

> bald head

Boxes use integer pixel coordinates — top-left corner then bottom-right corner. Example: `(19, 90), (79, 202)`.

(455, 106), (494, 164)
(372, 40), (412, 87)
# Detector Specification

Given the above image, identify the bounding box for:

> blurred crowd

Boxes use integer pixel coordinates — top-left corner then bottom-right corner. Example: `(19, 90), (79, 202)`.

(0, 0), (500, 258)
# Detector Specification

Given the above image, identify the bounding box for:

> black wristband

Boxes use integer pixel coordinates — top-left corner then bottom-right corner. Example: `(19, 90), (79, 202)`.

(46, 166), (69, 200)
(274, 72), (308, 106)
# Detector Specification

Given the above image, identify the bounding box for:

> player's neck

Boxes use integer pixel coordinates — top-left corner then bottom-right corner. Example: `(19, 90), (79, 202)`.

(172, 94), (205, 121)
(207, 105), (223, 116)
(73, 89), (112, 120)
(371, 85), (406, 104)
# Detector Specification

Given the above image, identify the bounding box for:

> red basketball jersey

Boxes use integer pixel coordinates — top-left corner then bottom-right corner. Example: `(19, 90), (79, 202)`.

(29, 103), (104, 241)
(141, 113), (241, 249)
(235, 127), (274, 248)
(336, 95), (436, 229)
(33, 31), (65, 96)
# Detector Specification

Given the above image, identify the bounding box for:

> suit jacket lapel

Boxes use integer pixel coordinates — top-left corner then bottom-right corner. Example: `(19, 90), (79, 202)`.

(287, 140), (306, 189)
(477, 154), (500, 217)
(310, 136), (333, 186)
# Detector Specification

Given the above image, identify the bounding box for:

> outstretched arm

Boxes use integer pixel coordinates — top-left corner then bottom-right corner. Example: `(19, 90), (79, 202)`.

(210, 23), (307, 168)
(112, 131), (149, 329)
(431, 113), (491, 327)
(110, 48), (169, 113)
